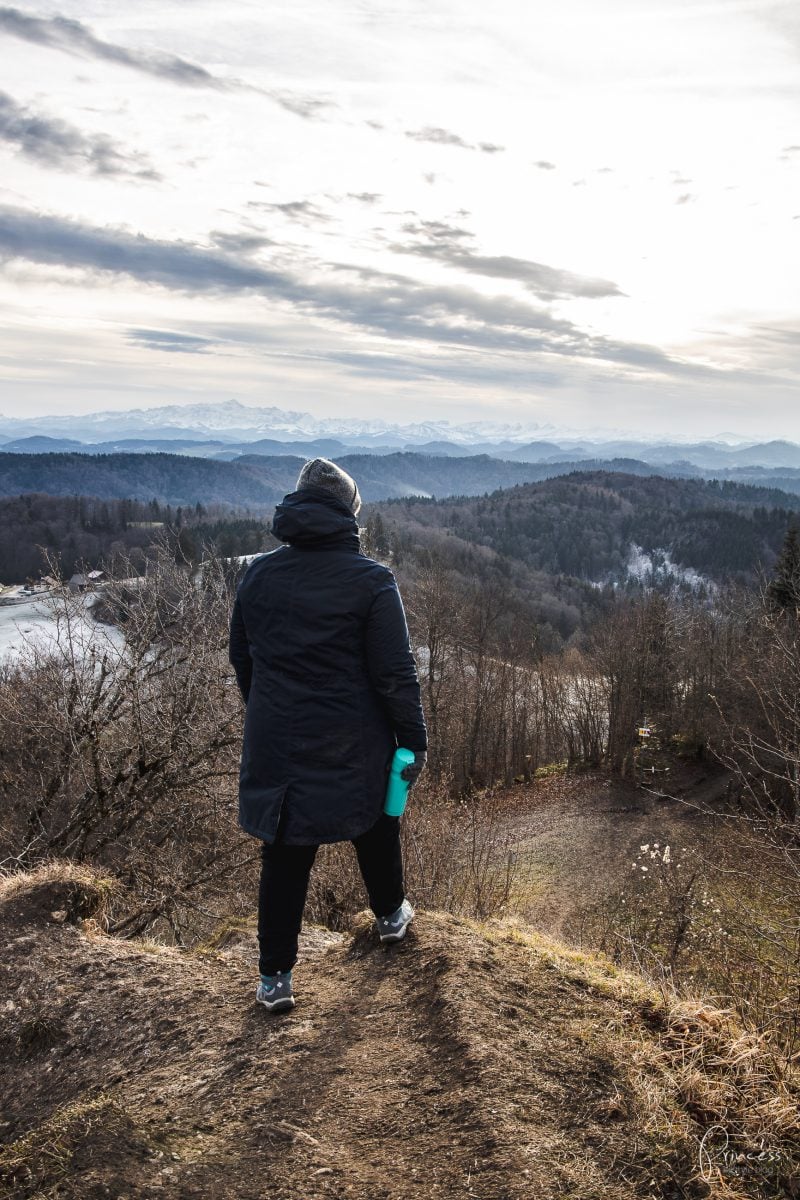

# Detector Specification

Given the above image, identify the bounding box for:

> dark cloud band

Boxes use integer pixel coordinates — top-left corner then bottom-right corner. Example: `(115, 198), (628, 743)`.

(0, 6), (222, 87)
(0, 6), (331, 118)
(0, 90), (159, 179)
(0, 204), (702, 377)
(397, 219), (623, 301)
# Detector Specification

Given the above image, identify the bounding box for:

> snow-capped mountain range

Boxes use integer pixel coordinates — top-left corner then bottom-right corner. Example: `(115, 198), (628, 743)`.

(0, 399), (560, 445)
(2, 400), (799, 470)
(0, 399), (752, 448)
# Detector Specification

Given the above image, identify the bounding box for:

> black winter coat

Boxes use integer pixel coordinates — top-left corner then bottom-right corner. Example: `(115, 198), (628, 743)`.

(228, 487), (427, 845)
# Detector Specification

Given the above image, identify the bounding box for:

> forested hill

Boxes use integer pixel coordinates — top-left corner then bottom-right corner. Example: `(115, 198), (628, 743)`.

(0, 452), (298, 508)
(2, 469), (798, 647)
(371, 471), (800, 583)
(0, 449), (708, 508)
(6, 448), (800, 511)
(0, 449), (659, 507)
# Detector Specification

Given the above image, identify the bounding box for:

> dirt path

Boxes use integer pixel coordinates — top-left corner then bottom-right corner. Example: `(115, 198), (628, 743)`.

(1, 869), (725, 1200)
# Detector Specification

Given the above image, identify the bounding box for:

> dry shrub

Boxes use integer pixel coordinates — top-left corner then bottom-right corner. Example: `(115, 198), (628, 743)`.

(0, 549), (255, 943)
(574, 827), (800, 1075)
(306, 775), (520, 929)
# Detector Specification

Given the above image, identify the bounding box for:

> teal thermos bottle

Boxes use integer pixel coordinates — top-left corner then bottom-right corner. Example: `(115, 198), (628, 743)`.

(384, 748), (416, 817)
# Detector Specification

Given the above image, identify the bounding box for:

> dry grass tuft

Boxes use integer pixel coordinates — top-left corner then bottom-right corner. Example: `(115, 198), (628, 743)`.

(627, 995), (799, 1196)
(0, 1095), (150, 1198)
(0, 860), (112, 900)
(485, 916), (657, 1002)
(0, 861), (118, 932)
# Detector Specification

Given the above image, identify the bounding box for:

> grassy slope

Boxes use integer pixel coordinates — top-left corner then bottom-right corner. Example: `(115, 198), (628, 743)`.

(1, 867), (797, 1199)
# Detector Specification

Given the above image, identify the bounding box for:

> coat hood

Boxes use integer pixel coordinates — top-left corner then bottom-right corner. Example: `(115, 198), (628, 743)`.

(271, 487), (360, 548)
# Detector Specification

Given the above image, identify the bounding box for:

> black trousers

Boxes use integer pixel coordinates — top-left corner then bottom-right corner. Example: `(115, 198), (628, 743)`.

(258, 812), (405, 975)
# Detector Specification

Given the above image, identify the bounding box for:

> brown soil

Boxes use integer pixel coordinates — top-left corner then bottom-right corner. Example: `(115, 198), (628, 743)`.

(1, 868), (795, 1200)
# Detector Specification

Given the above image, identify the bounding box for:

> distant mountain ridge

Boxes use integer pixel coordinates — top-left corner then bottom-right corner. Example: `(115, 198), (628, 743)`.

(1, 401), (798, 470)
(3, 449), (800, 511)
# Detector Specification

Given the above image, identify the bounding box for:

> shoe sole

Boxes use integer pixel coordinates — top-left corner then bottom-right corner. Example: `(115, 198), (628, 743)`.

(256, 996), (296, 1013)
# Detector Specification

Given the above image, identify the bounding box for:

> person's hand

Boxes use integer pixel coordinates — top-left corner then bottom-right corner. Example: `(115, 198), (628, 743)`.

(400, 750), (427, 787)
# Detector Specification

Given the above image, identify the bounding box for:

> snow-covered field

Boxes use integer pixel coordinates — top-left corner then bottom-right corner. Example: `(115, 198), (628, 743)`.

(0, 596), (123, 662)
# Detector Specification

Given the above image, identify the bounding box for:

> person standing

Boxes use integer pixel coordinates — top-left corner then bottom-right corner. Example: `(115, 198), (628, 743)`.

(229, 459), (427, 1012)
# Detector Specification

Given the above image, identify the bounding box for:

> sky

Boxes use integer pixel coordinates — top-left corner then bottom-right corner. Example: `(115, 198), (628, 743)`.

(0, 0), (798, 439)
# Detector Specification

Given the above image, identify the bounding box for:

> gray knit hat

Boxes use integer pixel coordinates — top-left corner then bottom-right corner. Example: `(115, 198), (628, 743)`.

(296, 458), (362, 516)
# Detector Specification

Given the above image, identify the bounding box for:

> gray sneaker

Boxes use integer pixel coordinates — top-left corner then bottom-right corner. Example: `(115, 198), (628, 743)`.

(256, 972), (295, 1012)
(377, 899), (415, 943)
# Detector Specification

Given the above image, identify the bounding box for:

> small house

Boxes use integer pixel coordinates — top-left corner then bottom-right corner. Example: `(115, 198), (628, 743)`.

(68, 569), (105, 594)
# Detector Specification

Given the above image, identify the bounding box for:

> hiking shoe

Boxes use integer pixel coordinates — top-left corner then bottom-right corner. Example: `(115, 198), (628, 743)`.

(377, 899), (415, 943)
(256, 972), (295, 1013)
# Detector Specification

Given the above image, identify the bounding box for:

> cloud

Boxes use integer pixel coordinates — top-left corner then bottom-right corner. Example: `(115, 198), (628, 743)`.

(675, 192), (695, 205)
(209, 230), (274, 254)
(447, 253), (622, 300)
(405, 126), (502, 153)
(0, 6), (223, 87)
(0, 204), (703, 377)
(401, 218), (472, 242)
(405, 125), (470, 148)
(268, 92), (332, 120)
(397, 220), (623, 301)
(247, 199), (332, 224)
(0, 90), (159, 179)
(0, 6), (331, 119)
(0, 204), (291, 292)
(347, 192), (382, 204)
(322, 349), (561, 388)
(126, 328), (215, 353)
(534, 160), (556, 170)
(326, 261), (413, 286)
(730, 320), (800, 374)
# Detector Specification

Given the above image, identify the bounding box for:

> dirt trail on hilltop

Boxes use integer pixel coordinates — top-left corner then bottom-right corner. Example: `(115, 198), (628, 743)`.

(1, 868), (788, 1200)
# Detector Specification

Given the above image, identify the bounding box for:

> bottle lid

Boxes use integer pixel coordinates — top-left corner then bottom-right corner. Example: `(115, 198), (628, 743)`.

(394, 747), (416, 766)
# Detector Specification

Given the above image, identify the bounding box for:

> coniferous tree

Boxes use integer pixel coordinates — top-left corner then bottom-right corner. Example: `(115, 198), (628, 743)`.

(768, 526), (800, 613)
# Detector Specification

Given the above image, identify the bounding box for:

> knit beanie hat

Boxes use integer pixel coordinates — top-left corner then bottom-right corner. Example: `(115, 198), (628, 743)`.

(296, 458), (362, 516)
